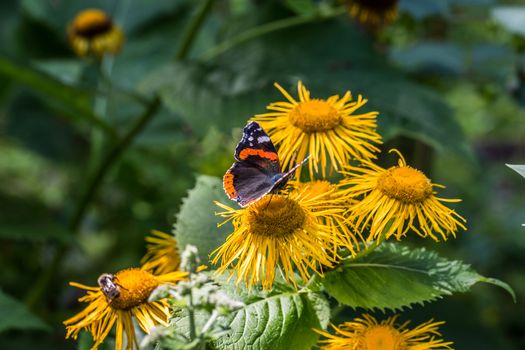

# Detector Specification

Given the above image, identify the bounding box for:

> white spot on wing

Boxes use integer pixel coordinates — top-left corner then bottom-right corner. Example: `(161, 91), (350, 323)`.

(257, 136), (270, 143)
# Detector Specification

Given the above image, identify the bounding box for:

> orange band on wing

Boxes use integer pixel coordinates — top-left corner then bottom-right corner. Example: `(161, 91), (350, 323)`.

(223, 170), (237, 199)
(238, 148), (278, 161)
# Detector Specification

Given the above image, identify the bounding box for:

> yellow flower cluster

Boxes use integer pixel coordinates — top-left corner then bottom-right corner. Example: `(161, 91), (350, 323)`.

(213, 81), (466, 292)
(211, 80), (462, 348)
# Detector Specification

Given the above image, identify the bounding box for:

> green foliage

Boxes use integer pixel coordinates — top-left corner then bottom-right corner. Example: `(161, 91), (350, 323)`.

(0, 291), (49, 332)
(174, 175), (232, 264)
(169, 276), (330, 350)
(213, 292), (327, 350)
(0, 56), (113, 135)
(139, 62), (273, 136)
(323, 243), (515, 311)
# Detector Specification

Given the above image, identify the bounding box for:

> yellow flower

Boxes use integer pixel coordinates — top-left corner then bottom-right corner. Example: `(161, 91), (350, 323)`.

(344, 0), (399, 27)
(68, 9), (124, 58)
(341, 150), (466, 242)
(212, 186), (354, 290)
(315, 314), (453, 350)
(289, 180), (362, 256)
(141, 230), (180, 275)
(64, 267), (187, 350)
(253, 81), (382, 179)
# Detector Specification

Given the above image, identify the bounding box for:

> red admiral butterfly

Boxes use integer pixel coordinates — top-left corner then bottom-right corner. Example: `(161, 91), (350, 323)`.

(223, 121), (309, 207)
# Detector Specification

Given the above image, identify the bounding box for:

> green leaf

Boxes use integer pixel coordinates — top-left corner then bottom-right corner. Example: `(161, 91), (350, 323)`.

(174, 175), (233, 265)
(214, 275), (330, 349)
(0, 56), (114, 136)
(312, 70), (471, 158)
(138, 62), (274, 136)
(323, 243), (515, 311)
(213, 292), (327, 350)
(506, 164), (525, 179)
(0, 291), (50, 332)
(169, 277), (329, 350)
(391, 42), (465, 74)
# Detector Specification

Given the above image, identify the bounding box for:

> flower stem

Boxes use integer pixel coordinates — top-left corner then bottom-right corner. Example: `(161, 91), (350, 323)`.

(199, 7), (346, 61)
(24, 96), (161, 309)
(175, 0), (215, 61)
(188, 274), (197, 341)
(89, 57), (113, 175)
(71, 96), (161, 230)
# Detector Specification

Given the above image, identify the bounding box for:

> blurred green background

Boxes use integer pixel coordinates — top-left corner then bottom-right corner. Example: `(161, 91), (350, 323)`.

(0, 0), (524, 349)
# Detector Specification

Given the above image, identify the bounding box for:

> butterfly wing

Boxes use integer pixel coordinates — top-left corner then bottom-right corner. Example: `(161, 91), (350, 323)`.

(234, 121), (281, 174)
(223, 161), (277, 207)
(223, 122), (308, 207)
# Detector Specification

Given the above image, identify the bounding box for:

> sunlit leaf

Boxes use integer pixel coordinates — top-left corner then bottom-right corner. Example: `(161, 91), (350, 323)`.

(174, 175), (232, 265)
(168, 277), (330, 350)
(323, 243), (515, 311)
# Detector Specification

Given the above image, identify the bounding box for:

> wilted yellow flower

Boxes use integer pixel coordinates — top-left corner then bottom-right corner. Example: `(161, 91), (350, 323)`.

(64, 267), (187, 350)
(141, 230), (180, 275)
(212, 185), (355, 290)
(253, 81), (382, 179)
(344, 0), (399, 27)
(68, 9), (124, 58)
(315, 314), (453, 350)
(341, 150), (466, 242)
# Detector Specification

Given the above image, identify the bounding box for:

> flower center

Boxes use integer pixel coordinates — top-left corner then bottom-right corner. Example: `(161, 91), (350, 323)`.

(72, 9), (113, 38)
(109, 268), (159, 310)
(247, 196), (306, 238)
(377, 166), (433, 203)
(362, 325), (405, 350)
(289, 99), (341, 133)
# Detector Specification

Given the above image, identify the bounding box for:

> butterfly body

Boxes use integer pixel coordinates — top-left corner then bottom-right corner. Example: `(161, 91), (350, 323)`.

(223, 121), (309, 207)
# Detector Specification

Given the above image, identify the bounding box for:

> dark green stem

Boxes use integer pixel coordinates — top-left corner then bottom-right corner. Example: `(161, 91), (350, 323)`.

(200, 7), (346, 61)
(175, 0), (215, 60)
(24, 97), (161, 309)
(69, 96), (161, 231)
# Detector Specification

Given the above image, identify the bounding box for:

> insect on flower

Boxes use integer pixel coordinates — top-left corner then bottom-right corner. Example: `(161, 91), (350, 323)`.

(97, 273), (121, 303)
(223, 121), (309, 207)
